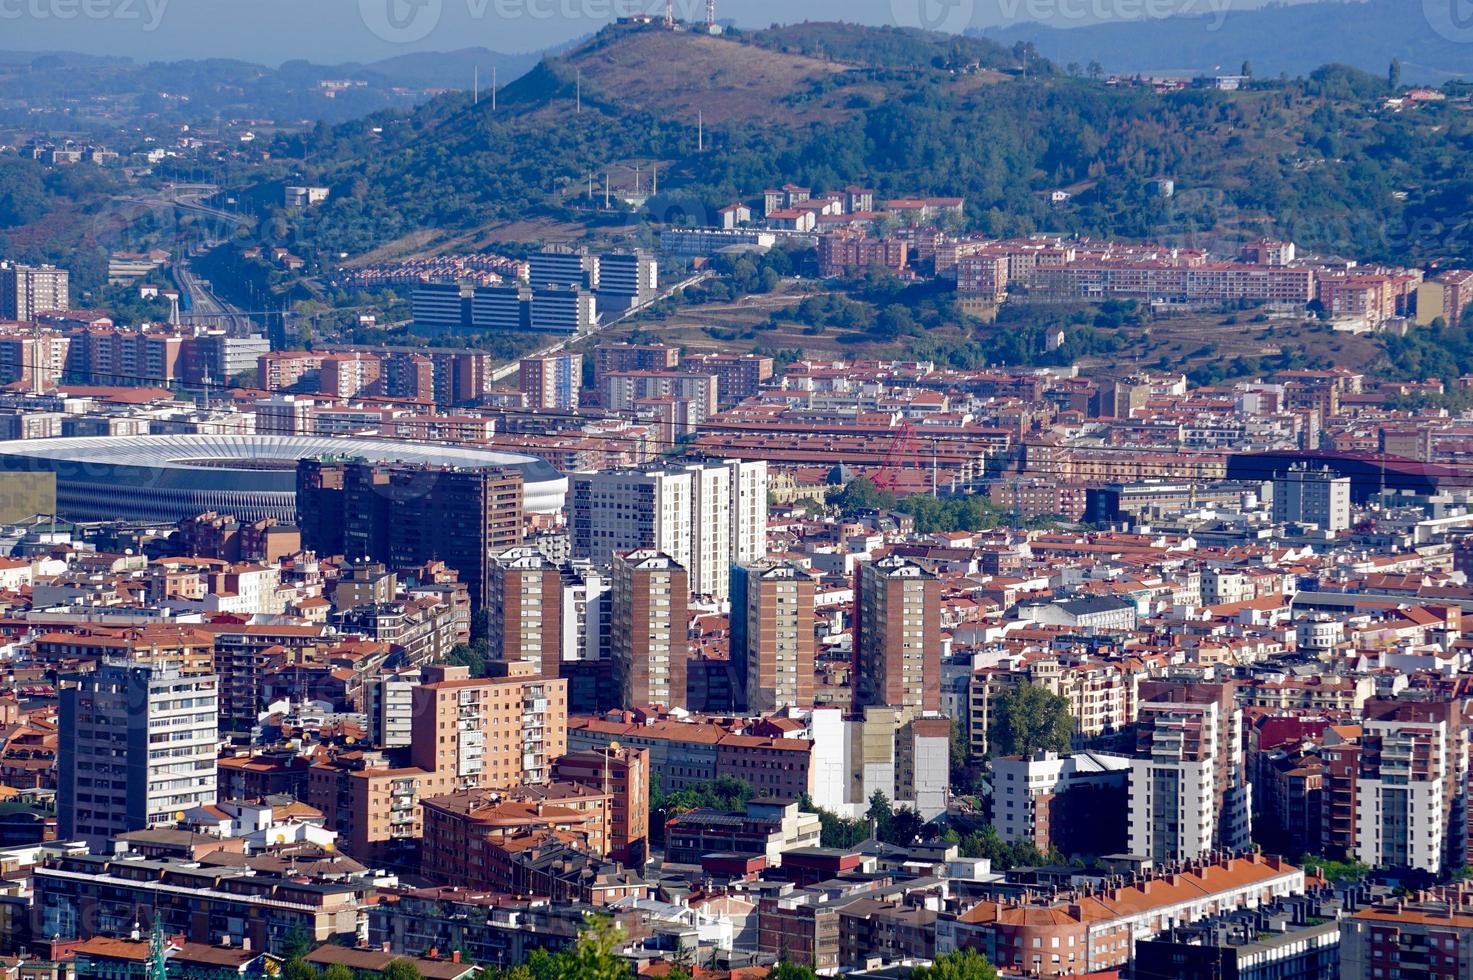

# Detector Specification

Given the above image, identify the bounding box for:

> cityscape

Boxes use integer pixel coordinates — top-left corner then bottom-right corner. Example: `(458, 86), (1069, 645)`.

(0, 1), (1472, 978)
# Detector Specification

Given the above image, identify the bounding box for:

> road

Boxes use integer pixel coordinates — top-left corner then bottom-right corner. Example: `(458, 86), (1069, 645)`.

(119, 183), (254, 229)
(174, 260), (257, 336)
(486, 269), (714, 383)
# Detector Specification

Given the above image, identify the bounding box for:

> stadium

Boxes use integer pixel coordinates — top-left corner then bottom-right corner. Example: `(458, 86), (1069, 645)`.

(0, 435), (568, 524)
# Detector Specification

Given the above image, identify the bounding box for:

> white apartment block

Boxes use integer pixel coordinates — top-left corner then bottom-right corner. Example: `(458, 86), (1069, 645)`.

(1353, 703), (1467, 874)
(1126, 685), (1250, 863)
(571, 459), (767, 602)
(1273, 465), (1352, 533)
(59, 663), (219, 850)
(993, 750), (1132, 847)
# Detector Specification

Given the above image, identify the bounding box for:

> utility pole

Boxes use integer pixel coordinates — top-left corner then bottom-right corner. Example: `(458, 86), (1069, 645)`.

(474, 66), (479, 104)
(576, 69), (582, 114)
(604, 171), (610, 210)
(492, 65), (497, 110)
(698, 110), (704, 152)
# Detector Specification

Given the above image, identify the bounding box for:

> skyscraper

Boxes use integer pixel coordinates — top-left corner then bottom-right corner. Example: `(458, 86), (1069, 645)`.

(298, 461), (524, 609)
(611, 550), (688, 711)
(733, 561), (816, 713)
(58, 662), (219, 849)
(853, 556), (941, 713)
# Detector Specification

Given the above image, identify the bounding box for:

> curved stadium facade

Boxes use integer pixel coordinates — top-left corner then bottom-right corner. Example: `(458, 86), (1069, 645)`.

(0, 435), (568, 524)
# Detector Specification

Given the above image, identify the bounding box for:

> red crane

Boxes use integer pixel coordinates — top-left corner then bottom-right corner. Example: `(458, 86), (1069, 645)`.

(873, 422), (923, 493)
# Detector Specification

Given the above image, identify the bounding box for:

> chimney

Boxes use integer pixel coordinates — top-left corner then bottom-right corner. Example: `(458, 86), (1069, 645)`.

(452, 951), (462, 964)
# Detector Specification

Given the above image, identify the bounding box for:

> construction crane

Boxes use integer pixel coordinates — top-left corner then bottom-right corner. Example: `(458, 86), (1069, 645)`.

(873, 422), (924, 494)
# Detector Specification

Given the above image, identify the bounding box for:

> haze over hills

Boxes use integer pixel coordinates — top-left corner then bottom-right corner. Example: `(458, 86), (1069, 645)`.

(0, 44), (566, 131)
(982, 0), (1473, 85)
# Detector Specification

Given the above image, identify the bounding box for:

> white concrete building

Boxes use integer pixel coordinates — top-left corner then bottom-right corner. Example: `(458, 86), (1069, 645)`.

(1273, 465), (1352, 532)
(58, 662), (219, 850)
(570, 460), (767, 601)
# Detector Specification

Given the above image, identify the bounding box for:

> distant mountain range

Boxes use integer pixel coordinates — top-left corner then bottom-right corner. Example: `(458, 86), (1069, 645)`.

(980, 0), (1471, 85)
(0, 43), (575, 131)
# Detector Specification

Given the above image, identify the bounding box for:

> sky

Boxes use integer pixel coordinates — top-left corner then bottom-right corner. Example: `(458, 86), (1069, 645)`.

(0, 0), (1305, 66)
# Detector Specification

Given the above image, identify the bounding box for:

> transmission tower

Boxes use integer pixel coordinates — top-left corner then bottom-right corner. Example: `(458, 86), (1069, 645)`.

(706, 0), (715, 32)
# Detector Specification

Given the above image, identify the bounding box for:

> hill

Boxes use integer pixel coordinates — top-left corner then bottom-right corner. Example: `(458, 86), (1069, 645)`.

(981, 0), (1472, 85)
(116, 21), (1473, 279)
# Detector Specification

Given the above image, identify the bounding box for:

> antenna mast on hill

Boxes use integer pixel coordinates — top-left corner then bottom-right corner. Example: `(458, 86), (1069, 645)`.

(706, 0), (715, 32)
(665, 0), (673, 28)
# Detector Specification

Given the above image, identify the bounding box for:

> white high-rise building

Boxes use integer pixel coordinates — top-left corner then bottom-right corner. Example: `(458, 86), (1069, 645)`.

(1126, 680), (1250, 864)
(1273, 464), (1352, 532)
(58, 662), (219, 849)
(570, 459), (767, 601)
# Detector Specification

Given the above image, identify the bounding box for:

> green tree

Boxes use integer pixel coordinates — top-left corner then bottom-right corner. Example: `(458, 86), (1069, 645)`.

(867, 790), (894, 842)
(1388, 58), (1402, 91)
(830, 477), (895, 516)
(909, 948), (1000, 980)
(987, 682), (1074, 758)
(383, 959), (425, 980)
(281, 960), (317, 980)
(281, 925), (315, 962)
(324, 965), (355, 980)
(770, 963), (819, 980)
(562, 915), (628, 980)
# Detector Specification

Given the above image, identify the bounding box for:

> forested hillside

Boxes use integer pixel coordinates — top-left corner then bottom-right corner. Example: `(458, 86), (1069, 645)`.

(253, 22), (1472, 268)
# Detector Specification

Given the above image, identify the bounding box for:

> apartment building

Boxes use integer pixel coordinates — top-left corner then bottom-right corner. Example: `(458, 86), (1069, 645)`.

(408, 666), (569, 796)
(0, 330), (71, 390)
(1341, 887), (1473, 980)
(732, 560), (816, 712)
(936, 854), (1305, 978)
(854, 556), (941, 713)
(1347, 699), (1468, 874)
(991, 750), (1131, 854)
(552, 744), (651, 867)
(519, 352), (582, 410)
(1126, 679), (1251, 863)
(58, 663), (219, 850)
(604, 370), (719, 422)
(610, 550), (688, 711)
(33, 852), (370, 955)
(420, 783), (612, 889)
(486, 546), (564, 679)
(0, 262), (69, 322)
(318, 351), (383, 399)
(258, 351), (324, 391)
(570, 460), (767, 601)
